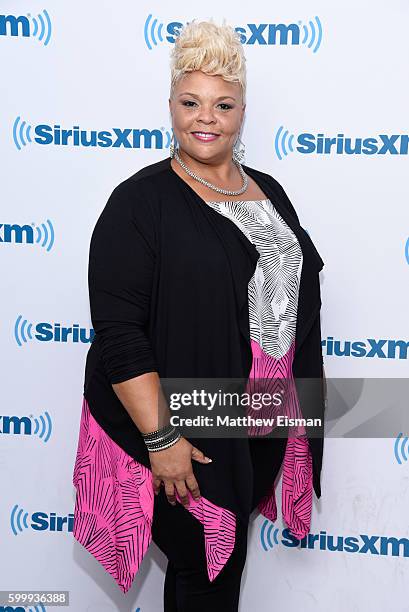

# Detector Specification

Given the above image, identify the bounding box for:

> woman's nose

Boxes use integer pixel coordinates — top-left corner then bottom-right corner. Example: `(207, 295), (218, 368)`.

(196, 106), (216, 123)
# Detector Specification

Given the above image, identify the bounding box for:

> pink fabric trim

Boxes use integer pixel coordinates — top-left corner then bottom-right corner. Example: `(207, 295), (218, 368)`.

(72, 397), (236, 593)
(246, 339), (313, 539)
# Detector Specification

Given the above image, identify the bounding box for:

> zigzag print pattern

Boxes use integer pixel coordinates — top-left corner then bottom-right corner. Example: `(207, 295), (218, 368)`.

(281, 435), (313, 539)
(206, 198), (302, 359)
(187, 495), (236, 581)
(245, 338), (306, 438)
(72, 397), (154, 593)
(206, 198), (313, 539)
(256, 434), (313, 539)
(72, 397), (236, 592)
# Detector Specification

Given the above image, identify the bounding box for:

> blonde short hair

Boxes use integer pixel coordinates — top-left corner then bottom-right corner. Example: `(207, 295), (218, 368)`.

(169, 19), (246, 104)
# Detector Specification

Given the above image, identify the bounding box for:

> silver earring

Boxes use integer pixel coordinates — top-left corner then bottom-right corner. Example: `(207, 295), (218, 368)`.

(232, 136), (245, 164)
(169, 131), (178, 158)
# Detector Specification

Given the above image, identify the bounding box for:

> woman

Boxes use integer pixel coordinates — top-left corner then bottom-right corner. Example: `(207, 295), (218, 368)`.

(72, 19), (326, 611)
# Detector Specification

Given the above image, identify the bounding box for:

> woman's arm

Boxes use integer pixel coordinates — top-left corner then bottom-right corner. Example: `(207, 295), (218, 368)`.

(88, 179), (212, 506)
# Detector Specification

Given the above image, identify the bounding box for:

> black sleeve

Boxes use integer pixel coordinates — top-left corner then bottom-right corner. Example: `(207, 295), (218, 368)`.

(88, 179), (158, 384)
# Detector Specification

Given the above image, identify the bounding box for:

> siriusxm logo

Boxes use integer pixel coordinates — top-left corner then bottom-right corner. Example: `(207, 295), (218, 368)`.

(12, 117), (172, 151)
(260, 519), (409, 557)
(14, 315), (94, 346)
(0, 411), (52, 441)
(274, 126), (409, 160)
(10, 505), (73, 535)
(0, 10), (52, 46)
(1, 220), (54, 251)
(144, 15), (323, 53)
(322, 336), (408, 360)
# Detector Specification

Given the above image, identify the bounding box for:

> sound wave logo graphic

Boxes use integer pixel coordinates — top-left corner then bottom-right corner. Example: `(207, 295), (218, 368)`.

(394, 432), (409, 464)
(260, 519), (280, 551)
(164, 128), (172, 147)
(34, 219), (54, 250)
(405, 238), (409, 265)
(28, 9), (52, 45)
(32, 411), (53, 442)
(14, 315), (33, 346)
(299, 16), (322, 53)
(274, 125), (296, 161)
(10, 504), (29, 535)
(13, 116), (32, 150)
(144, 13), (164, 50)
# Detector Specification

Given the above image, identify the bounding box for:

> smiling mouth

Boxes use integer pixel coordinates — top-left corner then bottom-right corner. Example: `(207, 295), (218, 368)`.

(191, 132), (220, 141)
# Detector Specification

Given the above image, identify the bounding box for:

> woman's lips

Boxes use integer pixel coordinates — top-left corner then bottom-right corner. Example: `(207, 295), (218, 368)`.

(191, 132), (220, 142)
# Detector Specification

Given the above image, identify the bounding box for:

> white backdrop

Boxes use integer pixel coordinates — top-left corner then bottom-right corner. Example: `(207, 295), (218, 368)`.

(1, 1), (408, 611)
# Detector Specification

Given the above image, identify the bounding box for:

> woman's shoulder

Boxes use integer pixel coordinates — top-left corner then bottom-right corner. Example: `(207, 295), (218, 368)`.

(101, 157), (174, 227)
(128, 156), (172, 185)
(110, 157), (171, 200)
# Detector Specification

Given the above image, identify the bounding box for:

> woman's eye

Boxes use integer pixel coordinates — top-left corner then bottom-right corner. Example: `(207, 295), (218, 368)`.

(181, 101), (232, 110)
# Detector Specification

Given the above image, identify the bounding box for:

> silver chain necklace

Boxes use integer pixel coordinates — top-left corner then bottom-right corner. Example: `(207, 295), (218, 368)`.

(174, 147), (249, 196)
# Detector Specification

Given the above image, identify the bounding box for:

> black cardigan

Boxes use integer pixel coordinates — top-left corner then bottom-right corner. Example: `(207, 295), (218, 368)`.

(84, 155), (326, 525)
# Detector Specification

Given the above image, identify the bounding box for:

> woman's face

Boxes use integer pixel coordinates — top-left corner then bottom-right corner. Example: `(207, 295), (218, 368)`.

(169, 70), (245, 164)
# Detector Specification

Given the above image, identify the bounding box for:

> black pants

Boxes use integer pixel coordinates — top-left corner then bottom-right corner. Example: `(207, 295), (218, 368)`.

(151, 434), (288, 611)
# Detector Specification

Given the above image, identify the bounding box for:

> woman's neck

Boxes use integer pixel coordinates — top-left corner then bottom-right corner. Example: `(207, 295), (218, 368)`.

(171, 149), (241, 187)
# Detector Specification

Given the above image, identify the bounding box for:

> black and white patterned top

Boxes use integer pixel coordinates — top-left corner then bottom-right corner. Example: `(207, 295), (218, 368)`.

(205, 198), (303, 367)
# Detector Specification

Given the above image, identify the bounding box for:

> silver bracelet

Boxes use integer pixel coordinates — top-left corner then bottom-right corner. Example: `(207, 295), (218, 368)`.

(141, 422), (174, 438)
(146, 431), (182, 452)
(141, 423), (182, 451)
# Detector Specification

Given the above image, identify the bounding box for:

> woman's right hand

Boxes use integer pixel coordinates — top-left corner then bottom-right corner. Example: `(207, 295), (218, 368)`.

(149, 437), (212, 507)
